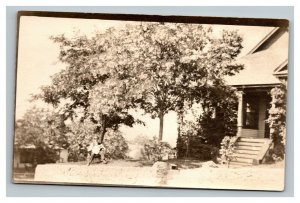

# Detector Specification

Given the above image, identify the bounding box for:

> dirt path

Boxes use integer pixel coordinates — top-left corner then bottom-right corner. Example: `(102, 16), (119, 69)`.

(31, 160), (285, 191)
(168, 167), (284, 191)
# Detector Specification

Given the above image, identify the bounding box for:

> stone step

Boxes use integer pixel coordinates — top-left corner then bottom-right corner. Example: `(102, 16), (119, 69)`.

(232, 157), (254, 164)
(233, 149), (259, 155)
(239, 138), (268, 143)
(235, 145), (261, 151)
(237, 141), (264, 147)
(231, 138), (272, 166)
(232, 153), (258, 159)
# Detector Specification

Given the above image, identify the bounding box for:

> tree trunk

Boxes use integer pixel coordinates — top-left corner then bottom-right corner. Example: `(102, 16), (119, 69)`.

(177, 110), (184, 138)
(100, 128), (107, 143)
(99, 114), (107, 143)
(185, 137), (189, 161)
(158, 112), (164, 141)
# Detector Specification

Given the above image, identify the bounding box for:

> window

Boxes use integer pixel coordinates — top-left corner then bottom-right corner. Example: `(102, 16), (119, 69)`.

(243, 96), (259, 129)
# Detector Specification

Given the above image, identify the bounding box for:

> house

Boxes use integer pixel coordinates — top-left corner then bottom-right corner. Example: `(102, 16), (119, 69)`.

(225, 27), (289, 166)
(14, 144), (69, 169)
(13, 144), (36, 169)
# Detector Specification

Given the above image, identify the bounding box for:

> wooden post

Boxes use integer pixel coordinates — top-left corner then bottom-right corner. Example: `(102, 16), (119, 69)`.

(237, 91), (244, 137)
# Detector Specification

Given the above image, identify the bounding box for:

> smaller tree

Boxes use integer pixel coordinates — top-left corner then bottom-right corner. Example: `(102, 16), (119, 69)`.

(176, 85), (238, 160)
(266, 82), (287, 159)
(198, 85), (238, 146)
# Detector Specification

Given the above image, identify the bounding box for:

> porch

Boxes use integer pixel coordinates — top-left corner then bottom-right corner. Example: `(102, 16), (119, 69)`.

(231, 87), (274, 166)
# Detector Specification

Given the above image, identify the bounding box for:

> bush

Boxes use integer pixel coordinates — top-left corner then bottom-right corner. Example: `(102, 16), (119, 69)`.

(103, 129), (129, 159)
(263, 148), (284, 164)
(219, 136), (238, 166)
(176, 92), (237, 161)
(34, 145), (59, 165)
(66, 128), (129, 161)
(176, 135), (219, 161)
(142, 137), (173, 162)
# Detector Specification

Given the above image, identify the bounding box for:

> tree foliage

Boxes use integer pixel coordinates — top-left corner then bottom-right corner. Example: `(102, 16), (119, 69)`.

(88, 22), (243, 140)
(176, 85), (238, 160)
(14, 107), (69, 164)
(266, 81), (287, 159)
(15, 107), (69, 149)
(34, 22), (243, 151)
(198, 86), (238, 145)
(103, 129), (129, 159)
(36, 30), (140, 142)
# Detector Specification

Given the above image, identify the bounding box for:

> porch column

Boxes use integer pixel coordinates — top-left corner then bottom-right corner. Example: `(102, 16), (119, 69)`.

(237, 91), (244, 137)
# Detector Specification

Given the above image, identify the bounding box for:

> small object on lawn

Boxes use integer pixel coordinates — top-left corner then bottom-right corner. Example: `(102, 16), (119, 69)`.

(170, 164), (178, 170)
(202, 161), (219, 168)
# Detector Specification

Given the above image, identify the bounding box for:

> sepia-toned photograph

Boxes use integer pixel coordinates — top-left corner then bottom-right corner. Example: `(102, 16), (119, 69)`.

(13, 11), (289, 191)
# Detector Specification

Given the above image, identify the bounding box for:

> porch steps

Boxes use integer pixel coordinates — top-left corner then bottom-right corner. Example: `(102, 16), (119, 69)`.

(229, 137), (273, 167)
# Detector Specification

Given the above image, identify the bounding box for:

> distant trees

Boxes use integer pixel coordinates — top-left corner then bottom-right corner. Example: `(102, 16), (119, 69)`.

(14, 107), (69, 164)
(15, 107), (69, 149)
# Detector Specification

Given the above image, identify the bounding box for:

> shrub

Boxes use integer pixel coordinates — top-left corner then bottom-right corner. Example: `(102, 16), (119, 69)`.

(176, 117), (220, 161)
(33, 144), (59, 165)
(66, 128), (129, 161)
(219, 136), (237, 167)
(264, 148), (284, 164)
(176, 135), (219, 161)
(176, 89), (238, 161)
(103, 129), (129, 159)
(142, 137), (173, 162)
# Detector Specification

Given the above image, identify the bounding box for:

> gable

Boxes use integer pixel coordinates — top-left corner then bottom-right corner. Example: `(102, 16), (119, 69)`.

(225, 28), (288, 87)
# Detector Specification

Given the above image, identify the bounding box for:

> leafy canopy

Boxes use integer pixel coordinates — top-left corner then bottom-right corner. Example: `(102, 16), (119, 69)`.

(36, 22), (243, 142)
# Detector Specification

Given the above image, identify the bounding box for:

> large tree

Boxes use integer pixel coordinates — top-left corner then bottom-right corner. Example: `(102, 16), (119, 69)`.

(90, 22), (243, 141)
(36, 30), (140, 143)
(37, 22), (243, 143)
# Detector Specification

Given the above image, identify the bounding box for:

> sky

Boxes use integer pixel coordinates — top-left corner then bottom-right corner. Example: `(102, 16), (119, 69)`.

(15, 16), (274, 146)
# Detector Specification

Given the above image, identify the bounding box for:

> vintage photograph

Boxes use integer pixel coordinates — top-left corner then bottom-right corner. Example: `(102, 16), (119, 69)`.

(13, 11), (289, 191)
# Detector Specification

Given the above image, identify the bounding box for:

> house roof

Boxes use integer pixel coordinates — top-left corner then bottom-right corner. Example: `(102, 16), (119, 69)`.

(225, 30), (288, 86)
(245, 27), (279, 55)
(273, 60), (288, 76)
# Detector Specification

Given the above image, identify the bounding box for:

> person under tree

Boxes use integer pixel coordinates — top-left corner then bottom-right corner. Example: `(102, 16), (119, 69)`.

(87, 136), (107, 165)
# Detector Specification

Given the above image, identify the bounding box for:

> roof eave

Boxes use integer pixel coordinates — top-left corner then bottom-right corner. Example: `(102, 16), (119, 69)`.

(246, 27), (279, 55)
(230, 83), (281, 89)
